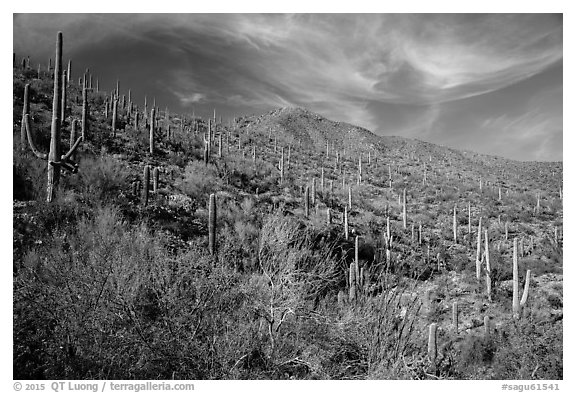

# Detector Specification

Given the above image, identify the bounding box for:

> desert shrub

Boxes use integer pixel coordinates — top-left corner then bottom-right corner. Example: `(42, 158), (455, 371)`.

(490, 319), (563, 380)
(63, 154), (131, 204)
(14, 205), (259, 379)
(13, 147), (47, 201)
(177, 160), (222, 201)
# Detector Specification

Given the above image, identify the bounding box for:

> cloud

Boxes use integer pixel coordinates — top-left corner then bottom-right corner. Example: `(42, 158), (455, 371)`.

(13, 14), (562, 160)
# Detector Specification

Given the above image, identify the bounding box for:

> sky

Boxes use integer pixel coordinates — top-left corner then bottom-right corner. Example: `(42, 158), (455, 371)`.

(12, 13), (563, 162)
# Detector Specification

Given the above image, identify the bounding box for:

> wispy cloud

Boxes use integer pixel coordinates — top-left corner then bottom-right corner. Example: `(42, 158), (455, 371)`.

(13, 13), (562, 161)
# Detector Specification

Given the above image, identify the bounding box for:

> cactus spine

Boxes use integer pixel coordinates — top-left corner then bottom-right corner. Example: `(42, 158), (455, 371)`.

(208, 193), (217, 255)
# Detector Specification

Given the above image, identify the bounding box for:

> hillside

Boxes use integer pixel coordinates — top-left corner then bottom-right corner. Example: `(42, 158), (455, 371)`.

(13, 50), (563, 380)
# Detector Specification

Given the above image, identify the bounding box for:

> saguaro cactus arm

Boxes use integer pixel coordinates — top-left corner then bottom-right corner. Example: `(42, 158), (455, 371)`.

(24, 114), (48, 160)
(60, 137), (83, 162)
(520, 269), (531, 308)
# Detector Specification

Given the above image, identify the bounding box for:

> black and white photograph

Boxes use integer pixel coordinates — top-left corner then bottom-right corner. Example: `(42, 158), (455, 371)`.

(10, 7), (567, 387)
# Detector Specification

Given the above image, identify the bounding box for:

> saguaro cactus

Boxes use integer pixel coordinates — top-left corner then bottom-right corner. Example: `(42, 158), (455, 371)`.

(354, 236), (360, 289)
(149, 108), (155, 154)
(69, 119), (78, 162)
(357, 155), (362, 185)
(24, 32), (81, 202)
(484, 316), (491, 337)
(344, 205), (349, 241)
(111, 99), (118, 136)
(468, 202), (472, 239)
(153, 167), (159, 192)
(81, 84), (88, 140)
(348, 186), (352, 210)
(20, 83), (30, 150)
(142, 165), (150, 206)
(208, 193), (217, 255)
(476, 217), (483, 281)
(276, 147), (285, 184)
(485, 229), (492, 301)
(218, 133), (222, 157)
(520, 269), (531, 311)
(349, 262), (356, 302)
(311, 178), (316, 205)
(453, 204), (458, 243)
(402, 188), (407, 229)
(304, 186), (310, 218)
(61, 70), (67, 125)
(512, 238), (520, 319)
(428, 323), (437, 364)
(453, 301), (459, 333)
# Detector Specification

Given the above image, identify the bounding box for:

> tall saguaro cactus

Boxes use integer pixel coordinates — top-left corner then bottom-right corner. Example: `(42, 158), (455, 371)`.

(20, 83), (30, 150)
(47, 33), (63, 201)
(111, 99), (118, 136)
(23, 32), (81, 202)
(81, 84), (88, 140)
(208, 193), (217, 255)
(344, 205), (349, 241)
(476, 217), (483, 281)
(512, 238), (520, 319)
(485, 229), (492, 301)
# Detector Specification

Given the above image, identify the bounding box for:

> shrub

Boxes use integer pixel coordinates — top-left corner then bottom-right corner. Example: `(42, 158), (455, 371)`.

(177, 160), (222, 201)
